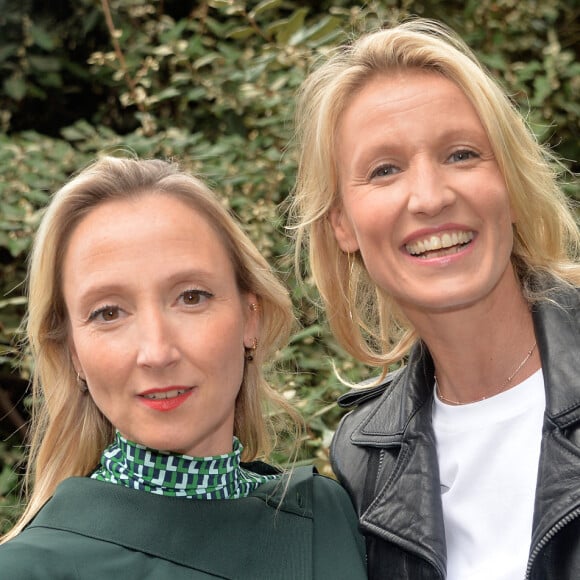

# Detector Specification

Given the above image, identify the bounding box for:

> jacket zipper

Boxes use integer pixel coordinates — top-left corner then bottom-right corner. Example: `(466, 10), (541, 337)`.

(525, 506), (580, 579)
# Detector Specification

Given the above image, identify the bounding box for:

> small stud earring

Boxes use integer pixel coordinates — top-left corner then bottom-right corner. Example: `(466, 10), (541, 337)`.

(249, 303), (259, 312)
(245, 338), (258, 362)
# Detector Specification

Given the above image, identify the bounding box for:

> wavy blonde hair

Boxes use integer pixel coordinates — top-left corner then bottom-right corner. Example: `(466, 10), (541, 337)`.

(290, 17), (580, 369)
(4, 156), (299, 541)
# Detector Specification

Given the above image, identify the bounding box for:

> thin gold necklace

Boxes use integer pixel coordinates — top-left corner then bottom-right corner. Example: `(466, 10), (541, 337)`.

(435, 341), (537, 405)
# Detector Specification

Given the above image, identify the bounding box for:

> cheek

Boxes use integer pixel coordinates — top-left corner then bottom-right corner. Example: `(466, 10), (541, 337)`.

(72, 331), (131, 386)
(347, 203), (398, 251)
(191, 316), (246, 373)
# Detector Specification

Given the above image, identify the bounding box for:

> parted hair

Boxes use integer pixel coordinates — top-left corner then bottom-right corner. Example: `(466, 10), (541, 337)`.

(290, 17), (580, 369)
(4, 156), (298, 541)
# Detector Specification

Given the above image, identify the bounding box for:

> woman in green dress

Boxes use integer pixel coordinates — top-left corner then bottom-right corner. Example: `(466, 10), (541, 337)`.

(0, 156), (366, 579)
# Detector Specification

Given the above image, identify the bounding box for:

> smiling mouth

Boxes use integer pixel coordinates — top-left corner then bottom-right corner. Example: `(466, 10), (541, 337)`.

(142, 388), (192, 400)
(405, 231), (474, 259)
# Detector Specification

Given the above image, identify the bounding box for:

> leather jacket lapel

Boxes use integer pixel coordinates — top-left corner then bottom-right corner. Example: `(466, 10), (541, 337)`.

(352, 345), (447, 576)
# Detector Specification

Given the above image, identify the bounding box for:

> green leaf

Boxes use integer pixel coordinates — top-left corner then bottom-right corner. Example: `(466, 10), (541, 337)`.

(193, 53), (223, 69)
(227, 26), (255, 40)
(0, 44), (18, 63)
(532, 76), (552, 106)
(250, 0), (283, 18)
(290, 15), (340, 46)
(3, 75), (26, 100)
(208, 0), (235, 8)
(274, 8), (309, 45)
(30, 23), (55, 51)
(28, 56), (61, 73)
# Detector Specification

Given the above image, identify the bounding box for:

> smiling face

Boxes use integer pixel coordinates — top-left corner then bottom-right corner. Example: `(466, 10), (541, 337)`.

(62, 193), (258, 457)
(330, 71), (518, 318)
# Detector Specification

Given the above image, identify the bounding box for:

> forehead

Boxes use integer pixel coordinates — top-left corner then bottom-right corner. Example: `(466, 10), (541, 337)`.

(344, 70), (475, 118)
(62, 193), (236, 284)
(335, 70), (490, 155)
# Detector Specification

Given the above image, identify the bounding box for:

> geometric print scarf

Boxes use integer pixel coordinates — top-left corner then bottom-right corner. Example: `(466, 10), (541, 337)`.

(91, 432), (280, 500)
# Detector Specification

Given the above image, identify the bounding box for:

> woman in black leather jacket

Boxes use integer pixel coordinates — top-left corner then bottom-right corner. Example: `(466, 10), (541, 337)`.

(290, 18), (580, 580)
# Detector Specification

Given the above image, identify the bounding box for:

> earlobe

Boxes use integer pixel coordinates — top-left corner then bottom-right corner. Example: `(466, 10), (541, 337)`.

(328, 206), (359, 252)
(243, 293), (260, 348)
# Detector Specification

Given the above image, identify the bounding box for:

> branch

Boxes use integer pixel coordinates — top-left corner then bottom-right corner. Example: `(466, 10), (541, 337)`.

(100, 0), (147, 116)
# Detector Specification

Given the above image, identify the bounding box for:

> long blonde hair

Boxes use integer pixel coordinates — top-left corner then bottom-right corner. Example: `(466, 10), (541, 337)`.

(290, 18), (580, 369)
(5, 156), (299, 541)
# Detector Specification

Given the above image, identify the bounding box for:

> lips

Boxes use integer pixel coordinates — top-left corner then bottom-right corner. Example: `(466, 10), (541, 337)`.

(405, 230), (474, 258)
(139, 387), (194, 411)
(142, 388), (191, 400)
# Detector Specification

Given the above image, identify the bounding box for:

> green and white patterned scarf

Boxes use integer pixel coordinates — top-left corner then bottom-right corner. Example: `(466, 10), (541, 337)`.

(91, 432), (279, 500)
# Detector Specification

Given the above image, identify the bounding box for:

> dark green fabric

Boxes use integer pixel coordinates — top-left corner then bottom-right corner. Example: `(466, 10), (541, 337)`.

(0, 466), (367, 579)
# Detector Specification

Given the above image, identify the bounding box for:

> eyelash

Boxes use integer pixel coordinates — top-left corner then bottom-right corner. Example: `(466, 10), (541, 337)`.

(368, 148), (480, 179)
(449, 149), (478, 162)
(178, 289), (213, 306)
(87, 289), (213, 322)
(88, 304), (119, 322)
(369, 164), (399, 180)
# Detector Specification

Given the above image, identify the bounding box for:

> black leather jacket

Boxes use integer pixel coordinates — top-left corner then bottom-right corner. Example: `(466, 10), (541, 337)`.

(331, 282), (580, 579)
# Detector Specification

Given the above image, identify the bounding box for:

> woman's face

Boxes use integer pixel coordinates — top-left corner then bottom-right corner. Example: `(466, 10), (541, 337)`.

(63, 193), (258, 457)
(330, 71), (517, 318)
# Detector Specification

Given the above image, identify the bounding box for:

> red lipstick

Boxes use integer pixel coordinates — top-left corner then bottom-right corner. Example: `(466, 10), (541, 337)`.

(138, 386), (194, 412)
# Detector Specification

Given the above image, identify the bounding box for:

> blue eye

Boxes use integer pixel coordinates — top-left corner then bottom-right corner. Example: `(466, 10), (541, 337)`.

(179, 289), (213, 306)
(88, 305), (120, 322)
(449, 149), (478, 163)
(370, 164), (399, 179)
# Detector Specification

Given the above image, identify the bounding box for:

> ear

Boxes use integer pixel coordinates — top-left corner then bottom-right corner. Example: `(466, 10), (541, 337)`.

(328, 205), (359, 253)
(243, 293), (260, 348)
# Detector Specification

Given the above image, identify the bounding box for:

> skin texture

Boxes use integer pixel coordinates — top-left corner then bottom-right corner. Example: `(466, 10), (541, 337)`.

(63, 193), (258, 457)
(330, 71), (539, 402)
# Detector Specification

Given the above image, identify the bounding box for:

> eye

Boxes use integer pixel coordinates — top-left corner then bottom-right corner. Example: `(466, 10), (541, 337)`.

(179, 289), (213, 306)
(448, 149), (479, 163)
(369, 163), (400, 180)
(88, 305), (121, 322)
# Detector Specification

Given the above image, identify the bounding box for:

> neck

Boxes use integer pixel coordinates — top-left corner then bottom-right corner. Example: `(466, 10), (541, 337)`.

(91, 432), (279, 500)
(403, 272), (540, 404)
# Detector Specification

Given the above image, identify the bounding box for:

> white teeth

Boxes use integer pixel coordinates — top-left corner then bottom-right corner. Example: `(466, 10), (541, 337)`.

(143, 389), (188, 400)
(406, 231), (474, 256)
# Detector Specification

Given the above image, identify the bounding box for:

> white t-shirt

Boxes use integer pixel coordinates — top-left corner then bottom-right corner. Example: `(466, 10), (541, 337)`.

(432, 370), (545, 580)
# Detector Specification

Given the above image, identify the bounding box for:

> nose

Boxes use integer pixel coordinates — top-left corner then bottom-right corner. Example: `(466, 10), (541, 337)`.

(406, 159), (456, 216)
(136, 309), (180, 369)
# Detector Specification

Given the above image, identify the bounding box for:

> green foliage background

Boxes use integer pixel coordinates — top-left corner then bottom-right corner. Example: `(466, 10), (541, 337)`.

(0, 0), (578, 532)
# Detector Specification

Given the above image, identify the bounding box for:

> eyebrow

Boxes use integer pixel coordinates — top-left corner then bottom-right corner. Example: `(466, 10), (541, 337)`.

(76, 268), (221, 305)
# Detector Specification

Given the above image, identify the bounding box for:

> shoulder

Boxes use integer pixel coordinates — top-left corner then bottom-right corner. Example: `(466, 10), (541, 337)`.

(310, 472), (367, 578)
(329, 369), (405, 511)
(336, 368), (402, 409)
(311, 470), (356, 510)
(0, 528), (75, 579)
(333, 368), (402, 449)
(262, 466), (358, 520)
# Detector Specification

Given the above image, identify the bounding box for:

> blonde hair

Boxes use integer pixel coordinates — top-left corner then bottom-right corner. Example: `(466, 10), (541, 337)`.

(5, 156), (299, 541)
(290, 17), (580, 369)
